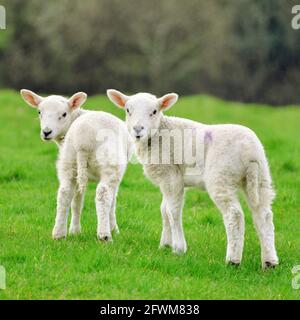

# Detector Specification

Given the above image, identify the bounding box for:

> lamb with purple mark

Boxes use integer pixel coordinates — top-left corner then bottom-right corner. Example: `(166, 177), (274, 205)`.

(107, 89), (278, 269)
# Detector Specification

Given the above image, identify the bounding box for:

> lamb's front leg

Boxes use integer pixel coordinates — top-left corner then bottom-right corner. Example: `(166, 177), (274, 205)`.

(160, 182), (186, 254)
(52, 182), (74, 239)
(159, 198), (172, 248)
(95, 181), (114, 241)
(69, 189), (85, 235)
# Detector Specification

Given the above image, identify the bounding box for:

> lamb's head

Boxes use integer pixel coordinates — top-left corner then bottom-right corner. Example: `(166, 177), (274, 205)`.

(20, 89), (87, 141)
(107, 89), (178, 142)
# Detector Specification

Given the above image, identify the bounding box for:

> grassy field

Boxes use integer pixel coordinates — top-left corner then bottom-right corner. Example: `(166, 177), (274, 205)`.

(0, 89), (299, 300)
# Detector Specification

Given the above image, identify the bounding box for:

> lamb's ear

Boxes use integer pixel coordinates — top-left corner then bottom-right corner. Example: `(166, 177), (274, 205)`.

(68, 92), (87, 110)
(106, 89), (129, 108)
(158, 93), (178, 111)
(20, 89), (44, 108)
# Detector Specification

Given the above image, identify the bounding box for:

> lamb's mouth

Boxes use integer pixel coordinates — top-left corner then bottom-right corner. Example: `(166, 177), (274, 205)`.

(41, 134), (56, 141)
(42, 136), (52, 141)
(42, 135), (65, 142)
(135, 135), (145, 142)
(134, 134), (146, 141)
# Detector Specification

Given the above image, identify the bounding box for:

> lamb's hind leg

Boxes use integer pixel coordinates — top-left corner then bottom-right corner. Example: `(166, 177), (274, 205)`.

(252, 207), (278, 269)
(96, 182), (113, 241)
(245, 191), (278, 269)
(109, 188), (119, 234)
(96, 167), (120, 242)
(208, 184), (245, 265)
(69, 188), (85, 235)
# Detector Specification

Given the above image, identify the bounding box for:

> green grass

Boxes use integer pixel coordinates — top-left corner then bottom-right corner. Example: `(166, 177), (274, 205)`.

(0, 89), (300, 300)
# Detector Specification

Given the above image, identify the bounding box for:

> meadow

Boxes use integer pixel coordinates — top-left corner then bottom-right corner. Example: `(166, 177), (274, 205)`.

(0, 89), (299, 299)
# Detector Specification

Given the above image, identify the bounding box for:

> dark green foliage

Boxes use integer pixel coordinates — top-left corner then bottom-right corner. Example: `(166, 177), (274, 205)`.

(0, 0), (299, 105)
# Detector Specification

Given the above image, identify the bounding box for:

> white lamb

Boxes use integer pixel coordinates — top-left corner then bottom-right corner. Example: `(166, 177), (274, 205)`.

(21, 89), (133, 241)
(107, 89), (279, 269)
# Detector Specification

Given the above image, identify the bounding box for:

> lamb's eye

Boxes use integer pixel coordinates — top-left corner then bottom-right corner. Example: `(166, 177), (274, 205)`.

(126, 108), (130, 114)
(38, 111), (41, 115)
(153, 110), (157, 115)
(62, 112), (67, 118)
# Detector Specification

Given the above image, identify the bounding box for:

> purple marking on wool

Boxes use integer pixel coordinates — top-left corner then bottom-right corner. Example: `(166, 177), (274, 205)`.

(204, 131), (213, 143)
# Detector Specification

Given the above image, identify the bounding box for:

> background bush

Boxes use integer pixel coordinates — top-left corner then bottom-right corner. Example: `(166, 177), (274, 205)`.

(0, 0), (299, 105)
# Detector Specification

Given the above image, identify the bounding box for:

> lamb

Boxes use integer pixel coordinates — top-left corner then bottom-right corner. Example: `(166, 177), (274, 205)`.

(107, 89), (279, 269)
(20, 89), (133, 241)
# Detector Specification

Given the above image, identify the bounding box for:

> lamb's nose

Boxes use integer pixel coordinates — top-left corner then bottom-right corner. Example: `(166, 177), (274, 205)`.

(133, 125), (144, 134)
(43, 130), (52, 137)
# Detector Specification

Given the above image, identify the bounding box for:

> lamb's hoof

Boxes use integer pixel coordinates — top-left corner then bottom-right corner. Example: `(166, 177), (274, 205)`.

(227, 261), (241, 267)
(97, 233), (112, 242)
(52, 231), (67, 240)
(69, 226), (81, 235)
(159, 238), (173, 249)
(52, 225), (67, 239)
(159, 243), (172, 250)
(172, 244), (187, 255)
(263, 261), (278, 270)
(111, 225), (120, 235)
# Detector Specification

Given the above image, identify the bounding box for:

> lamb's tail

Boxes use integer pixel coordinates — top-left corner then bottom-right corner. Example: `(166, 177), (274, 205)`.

(76, 150), (89, 194)
(245, 160), (275, 209)
(245, 161), (260, 207)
